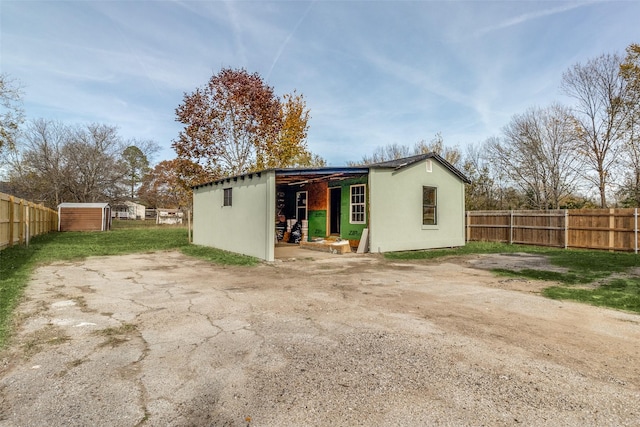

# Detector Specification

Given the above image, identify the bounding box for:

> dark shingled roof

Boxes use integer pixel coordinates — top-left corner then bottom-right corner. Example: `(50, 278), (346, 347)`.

(192, 153), (470, 189)
(368, 152), (471, 184)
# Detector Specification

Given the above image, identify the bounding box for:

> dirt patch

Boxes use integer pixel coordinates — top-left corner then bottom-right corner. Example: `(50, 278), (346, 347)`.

(465, 252), (569, 273)
(1, 251), (639, 426)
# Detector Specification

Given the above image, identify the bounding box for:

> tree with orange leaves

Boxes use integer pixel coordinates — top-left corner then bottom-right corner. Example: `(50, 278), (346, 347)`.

(138, 158), (204, 209)
(173, 68), (322, 180)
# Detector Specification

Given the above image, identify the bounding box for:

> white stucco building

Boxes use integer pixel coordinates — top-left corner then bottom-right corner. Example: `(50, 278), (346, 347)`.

(191, 153), (470, 261)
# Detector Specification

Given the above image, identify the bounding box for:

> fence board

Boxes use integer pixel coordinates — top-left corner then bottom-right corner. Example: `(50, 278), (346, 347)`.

(0, 192), (58, 250)
(467, 209), (639, 253)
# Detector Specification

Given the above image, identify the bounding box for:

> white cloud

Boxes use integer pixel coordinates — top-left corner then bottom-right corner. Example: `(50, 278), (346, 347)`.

(474, 2), (592, 37)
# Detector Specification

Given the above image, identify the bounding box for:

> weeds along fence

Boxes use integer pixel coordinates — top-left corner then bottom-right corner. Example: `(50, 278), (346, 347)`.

(466, 209), (639, 253)
(0, 192), (58, 250)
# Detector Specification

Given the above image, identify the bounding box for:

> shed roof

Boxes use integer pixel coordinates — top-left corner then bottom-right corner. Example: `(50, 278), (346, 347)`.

(58, 203), (110, 209)
(192, 167), (369, 189)
(368, 153), (471, 184)
(192, 153), (470, 188)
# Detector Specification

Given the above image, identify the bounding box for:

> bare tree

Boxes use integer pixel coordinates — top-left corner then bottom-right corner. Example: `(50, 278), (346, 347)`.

(617, 43), (640, 206)
(0, 73), (25, 157)
(348, 133), (462, 167)
(7, 119), (67, 205)
(617, 110), (640, 206)
(489, 105), (582, 209)
(347, 143), (412, 166)
(7, 121), (128, 207)
(414, 133), (462, 168)
(463, 142), (502, 210)
(561, 53), (630, 207)
(63, 123), (126, 203)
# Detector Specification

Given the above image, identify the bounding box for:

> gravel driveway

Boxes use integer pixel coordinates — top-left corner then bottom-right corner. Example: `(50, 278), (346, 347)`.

(1, 250), (639, 426)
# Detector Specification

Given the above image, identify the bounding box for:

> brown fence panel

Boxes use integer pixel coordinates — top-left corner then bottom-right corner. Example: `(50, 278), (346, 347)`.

(466, 210), (511, 243)
(611, 209), (637, 252)
(568, 209), (607, 250)
(0, 192), (59, 251)
(512, 210), (565, 248)
(467, 208), (639, 253)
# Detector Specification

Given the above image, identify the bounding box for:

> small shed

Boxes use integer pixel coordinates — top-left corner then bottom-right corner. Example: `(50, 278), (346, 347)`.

(58, 203), (111, 232)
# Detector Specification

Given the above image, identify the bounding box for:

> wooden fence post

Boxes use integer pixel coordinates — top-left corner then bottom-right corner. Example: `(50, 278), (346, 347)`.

(465, 211), (470, 242)
(25, 203), (30, 246)
(8, 195), (15, 247)
(18, 199), (25, 245)
(564, 209), (569, 249)
(635, 208), (638, 254)
(509, 210), (514, 245)
(608, 208), (615, 252)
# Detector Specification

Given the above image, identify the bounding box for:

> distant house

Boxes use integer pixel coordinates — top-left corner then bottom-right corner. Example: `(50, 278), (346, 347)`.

(113, 201), (146, 220)
(58, 203), (111, 231)
(191, 153), (470, 261)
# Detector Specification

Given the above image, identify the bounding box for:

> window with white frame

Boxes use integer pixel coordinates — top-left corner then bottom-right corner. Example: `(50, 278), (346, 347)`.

(223, 188), (232, 206)
(422, 186), (437, 225)
(350, 184), (366, 224)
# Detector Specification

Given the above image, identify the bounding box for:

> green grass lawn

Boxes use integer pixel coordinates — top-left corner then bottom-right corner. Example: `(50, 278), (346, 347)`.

(386, 242), (640, 314)
(0, 221), (257, 347)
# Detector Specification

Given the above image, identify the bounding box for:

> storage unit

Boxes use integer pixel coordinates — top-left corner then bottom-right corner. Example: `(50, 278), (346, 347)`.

(58, 203), (111, 232)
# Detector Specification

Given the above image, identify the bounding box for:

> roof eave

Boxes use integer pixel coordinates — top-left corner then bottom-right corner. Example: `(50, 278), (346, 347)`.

(192, 166), (370, 189)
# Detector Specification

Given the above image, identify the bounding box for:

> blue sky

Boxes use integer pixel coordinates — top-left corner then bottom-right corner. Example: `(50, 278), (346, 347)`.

(2, 1), (639, 166)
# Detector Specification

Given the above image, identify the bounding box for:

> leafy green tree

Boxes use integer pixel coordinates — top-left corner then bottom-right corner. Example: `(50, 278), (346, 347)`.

(122, 145), (150, 199)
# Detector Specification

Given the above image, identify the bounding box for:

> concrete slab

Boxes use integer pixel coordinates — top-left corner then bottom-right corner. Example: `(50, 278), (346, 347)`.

(274, 243), (358, 260)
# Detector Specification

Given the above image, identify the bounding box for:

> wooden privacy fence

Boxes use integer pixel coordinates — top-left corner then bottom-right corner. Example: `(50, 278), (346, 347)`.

(0, 192), (58, 250)
(466, 209), (639, 254)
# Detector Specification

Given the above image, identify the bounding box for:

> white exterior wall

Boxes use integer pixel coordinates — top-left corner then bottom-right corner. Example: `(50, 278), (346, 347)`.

(125, 201), (146, 220)
(192, 171), (276, 261)
(368, 160), (466, 253)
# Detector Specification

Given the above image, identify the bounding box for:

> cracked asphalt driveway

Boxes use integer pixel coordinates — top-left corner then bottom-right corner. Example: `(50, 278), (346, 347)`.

(1, 251), (640, 426)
